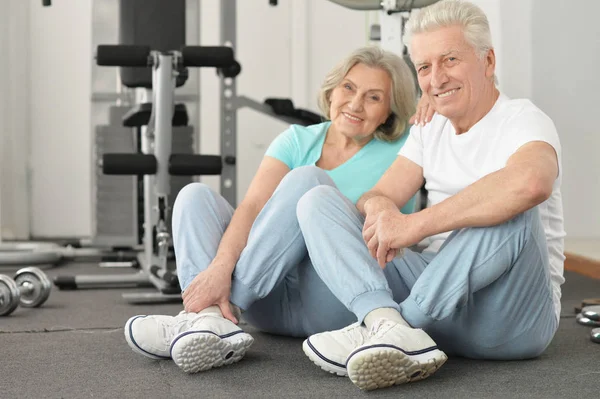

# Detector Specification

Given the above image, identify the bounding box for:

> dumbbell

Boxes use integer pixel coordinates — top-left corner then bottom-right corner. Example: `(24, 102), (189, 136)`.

(0, 267), (52, 316)
(591, 328), (600, 344)
(574, 298), (600, 314)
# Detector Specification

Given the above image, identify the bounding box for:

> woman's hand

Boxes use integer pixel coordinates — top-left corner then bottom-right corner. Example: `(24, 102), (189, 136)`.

(181, 262), (238, 323)
(409, 94), (435, 127)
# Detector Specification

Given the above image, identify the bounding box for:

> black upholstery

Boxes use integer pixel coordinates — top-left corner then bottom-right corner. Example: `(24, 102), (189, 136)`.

(122, 103), (189, 127)
(119, 0), (186, 88)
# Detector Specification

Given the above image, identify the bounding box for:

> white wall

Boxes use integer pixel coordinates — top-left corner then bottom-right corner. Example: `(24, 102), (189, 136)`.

(531, 0), (600, 239)
(29, 0), (93, 237)
(0, 0), (31, 240)
(2, 0), (597, 240)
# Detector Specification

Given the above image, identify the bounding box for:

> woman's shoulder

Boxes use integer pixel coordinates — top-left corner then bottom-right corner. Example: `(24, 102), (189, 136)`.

(286, 121), (330, 137)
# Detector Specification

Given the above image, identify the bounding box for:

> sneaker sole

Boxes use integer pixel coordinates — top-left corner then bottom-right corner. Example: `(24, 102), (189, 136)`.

(346, 344), (447, 390)
(170, 330), (254, 373)
(302, 338), (347, 377)
(124, 315), (170, 360)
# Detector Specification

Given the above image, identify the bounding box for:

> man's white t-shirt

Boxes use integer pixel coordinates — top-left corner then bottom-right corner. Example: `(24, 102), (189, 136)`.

(398, 93), (565, 321)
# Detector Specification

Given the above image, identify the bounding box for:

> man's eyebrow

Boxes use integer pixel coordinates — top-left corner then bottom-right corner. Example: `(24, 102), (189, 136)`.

(415, 49), (461, 66)
(441, 49), (460, 57)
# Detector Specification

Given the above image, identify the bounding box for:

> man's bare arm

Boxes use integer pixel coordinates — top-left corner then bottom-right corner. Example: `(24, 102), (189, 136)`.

(356, 156), (424, 216)
(409, 141), (558, 240)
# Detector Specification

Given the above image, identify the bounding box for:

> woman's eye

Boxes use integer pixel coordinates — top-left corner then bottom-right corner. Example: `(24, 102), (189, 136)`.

(371, 96), (380, 101)
(344, 83), (353, 90)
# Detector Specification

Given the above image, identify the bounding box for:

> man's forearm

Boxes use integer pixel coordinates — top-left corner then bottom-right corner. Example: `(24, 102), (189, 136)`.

(414, 167), (549, 239)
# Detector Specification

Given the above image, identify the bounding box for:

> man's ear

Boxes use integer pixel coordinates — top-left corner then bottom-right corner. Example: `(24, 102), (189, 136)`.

(485, 48), (496, 79)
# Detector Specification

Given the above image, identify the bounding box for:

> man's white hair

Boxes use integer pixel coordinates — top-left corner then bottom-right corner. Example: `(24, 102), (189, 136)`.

(404, 0), (493, 59)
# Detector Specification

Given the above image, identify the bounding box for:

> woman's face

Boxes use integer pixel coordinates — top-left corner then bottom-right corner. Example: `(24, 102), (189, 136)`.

(329, 63), (392, 140)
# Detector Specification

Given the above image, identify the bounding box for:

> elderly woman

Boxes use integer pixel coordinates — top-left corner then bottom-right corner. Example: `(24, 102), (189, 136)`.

(124, 45), (423, 374)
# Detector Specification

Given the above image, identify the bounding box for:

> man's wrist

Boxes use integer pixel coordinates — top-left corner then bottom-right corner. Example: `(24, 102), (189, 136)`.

(410, 208), (431, 241)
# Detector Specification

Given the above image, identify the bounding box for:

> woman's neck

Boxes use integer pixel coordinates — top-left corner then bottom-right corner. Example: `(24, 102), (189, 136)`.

(325, 126), (373, 150)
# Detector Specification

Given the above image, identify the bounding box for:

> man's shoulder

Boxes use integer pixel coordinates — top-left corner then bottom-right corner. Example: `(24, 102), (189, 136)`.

(496, 96), (554, 127)
(418, 113), (452, 136)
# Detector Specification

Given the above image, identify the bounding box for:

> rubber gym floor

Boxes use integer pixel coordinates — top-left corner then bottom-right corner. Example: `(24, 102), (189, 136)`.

(1, 257), (598, 399)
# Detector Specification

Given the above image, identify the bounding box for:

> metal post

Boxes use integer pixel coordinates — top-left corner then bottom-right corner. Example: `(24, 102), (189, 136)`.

(220, 0), (237, 206)
(154, 53), (175, 197)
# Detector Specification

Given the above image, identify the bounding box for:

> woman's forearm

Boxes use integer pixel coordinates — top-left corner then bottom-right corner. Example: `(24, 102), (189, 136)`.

(211, 201), (262, 273)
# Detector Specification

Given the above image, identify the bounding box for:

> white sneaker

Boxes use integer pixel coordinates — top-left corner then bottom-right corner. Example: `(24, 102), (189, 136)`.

(170, 313), (254, 373)
(124, 311), (201, 360)
(302, 322), (370, 376)
(346, 319), (447, 390)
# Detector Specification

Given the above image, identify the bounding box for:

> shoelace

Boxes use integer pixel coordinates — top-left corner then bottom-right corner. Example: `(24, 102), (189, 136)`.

(344, 322), (370, 346)
(164, 312), (208, 340)
(368, 318), (394, 338)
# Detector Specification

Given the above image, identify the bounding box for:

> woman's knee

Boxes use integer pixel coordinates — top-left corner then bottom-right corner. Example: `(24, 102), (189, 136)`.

(279, 166), (333, 191)
(173, 183), (213, 209)
(296, 185), (341, 222)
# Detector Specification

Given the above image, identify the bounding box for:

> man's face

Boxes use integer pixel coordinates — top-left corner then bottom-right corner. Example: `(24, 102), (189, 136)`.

(411, 25), (496, 125)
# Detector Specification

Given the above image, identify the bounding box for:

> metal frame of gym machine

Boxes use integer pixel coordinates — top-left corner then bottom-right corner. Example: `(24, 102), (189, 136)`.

(52, 0), (232, 304)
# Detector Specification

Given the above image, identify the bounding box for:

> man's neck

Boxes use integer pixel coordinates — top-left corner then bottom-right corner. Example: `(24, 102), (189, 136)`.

(451, 87), (500, 134)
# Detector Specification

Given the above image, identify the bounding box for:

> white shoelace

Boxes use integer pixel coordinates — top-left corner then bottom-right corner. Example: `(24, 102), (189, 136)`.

(368, 318), (395, 338)
(165, 311), (209, 339)
(343, 322), (370, 347)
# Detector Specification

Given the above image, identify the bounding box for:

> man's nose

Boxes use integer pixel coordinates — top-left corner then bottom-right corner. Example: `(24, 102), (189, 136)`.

(430, 66), (449, 89)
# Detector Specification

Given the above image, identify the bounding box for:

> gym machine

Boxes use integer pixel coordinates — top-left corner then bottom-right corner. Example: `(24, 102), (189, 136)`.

(48, 0), (231, 304)
(54, 32), (237, 306)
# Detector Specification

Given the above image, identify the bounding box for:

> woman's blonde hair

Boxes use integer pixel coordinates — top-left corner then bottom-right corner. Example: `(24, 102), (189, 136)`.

(317, 46), (416, 142)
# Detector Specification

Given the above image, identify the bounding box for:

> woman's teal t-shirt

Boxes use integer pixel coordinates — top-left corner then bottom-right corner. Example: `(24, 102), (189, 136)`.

(264, 122), (416, 213)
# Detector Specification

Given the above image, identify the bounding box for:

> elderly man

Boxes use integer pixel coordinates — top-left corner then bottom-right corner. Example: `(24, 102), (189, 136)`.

(298, 0), (564, 391)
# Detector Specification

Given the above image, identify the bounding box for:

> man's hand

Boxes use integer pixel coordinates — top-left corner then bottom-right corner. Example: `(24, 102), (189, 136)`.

(363, 211), (425, 268)
(362, 197), (403, 268)
(181, 262), (238, 324)
(362, 196), (397, 230)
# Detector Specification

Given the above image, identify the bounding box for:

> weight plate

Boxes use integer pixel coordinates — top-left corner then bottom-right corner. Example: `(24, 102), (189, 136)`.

(14, 267), (52, 308)
(576, 313), (600, 327)
(581, 305), (600, 322)
(0, 275), (20, 316)
(592, 328), (600, 344)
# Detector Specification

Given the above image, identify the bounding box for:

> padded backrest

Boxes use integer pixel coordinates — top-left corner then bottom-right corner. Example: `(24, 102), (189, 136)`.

(119, 0), (186, 88)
